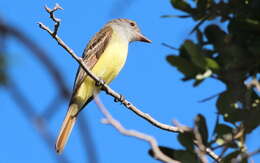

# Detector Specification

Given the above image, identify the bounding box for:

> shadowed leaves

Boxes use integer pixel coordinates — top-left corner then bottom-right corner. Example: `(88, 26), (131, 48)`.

(165, 0), (260, 162)
(149, 146), (201, 163)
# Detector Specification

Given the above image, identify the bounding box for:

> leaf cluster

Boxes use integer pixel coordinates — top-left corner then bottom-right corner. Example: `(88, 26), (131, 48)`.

(154, 0), (260, 162)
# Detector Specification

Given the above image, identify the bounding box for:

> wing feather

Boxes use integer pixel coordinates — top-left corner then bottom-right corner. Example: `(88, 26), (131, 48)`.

(72, 26), (113, 92)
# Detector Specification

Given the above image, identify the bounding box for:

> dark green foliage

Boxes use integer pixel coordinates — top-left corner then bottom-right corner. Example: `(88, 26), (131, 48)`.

(222, 150), (248, 163)
(195, 114), (209, 147)
(149, 0), (260, 162)
(178, 132), (195, 151)
(214, 124), (238, 148)
(149, 146), (201, 163)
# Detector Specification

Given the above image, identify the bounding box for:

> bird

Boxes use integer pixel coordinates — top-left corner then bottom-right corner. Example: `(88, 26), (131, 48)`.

(55, 18), (151, 154)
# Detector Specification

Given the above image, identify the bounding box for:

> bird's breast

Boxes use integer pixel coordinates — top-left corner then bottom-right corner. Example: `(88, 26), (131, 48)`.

(91, 31), (129, 84)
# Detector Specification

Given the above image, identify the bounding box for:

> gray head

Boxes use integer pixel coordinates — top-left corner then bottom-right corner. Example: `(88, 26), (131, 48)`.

(105, 18), (151, 43)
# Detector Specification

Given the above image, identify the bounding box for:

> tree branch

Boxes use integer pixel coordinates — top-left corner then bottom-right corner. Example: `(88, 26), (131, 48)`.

(44, 3), (63, 36)
(94, 95), (179, 163)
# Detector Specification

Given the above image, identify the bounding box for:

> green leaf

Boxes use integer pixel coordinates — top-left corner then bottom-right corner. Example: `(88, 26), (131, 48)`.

(216, 91), (236, 115)
(216, 90), (248, 123)
(248, 39), (260, 56)
(242, 91), (260, 133)
(214, 124), (236, 147)
(171, 0), (193, 13)
(222, 150), (240, 163)
(183, 40), (207, 69)
(195, 114), (208, 146)
(166, 55), (200, 78)
(204, 25), (226, 49)
(193, 79), (204, 87)
(222, 150), (248, 163)
(205, 57), (220, 71)
(178, 132), (194, 151)
(215, 124), (233, 137)
(148, 146), (200, 163)
(196, 29), (204, 46)
(197, 0), (208, 10)
(228, 19), (260, 34)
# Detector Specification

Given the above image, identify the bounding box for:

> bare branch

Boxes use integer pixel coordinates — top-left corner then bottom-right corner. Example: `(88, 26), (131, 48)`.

(44, 3), (63, 36)
(238, 148), (260, 162)
(248, 148), (260, 158)
(173, 120), (221, 162)
(94, 95), (179, 163)
(193, 125), (207, 163)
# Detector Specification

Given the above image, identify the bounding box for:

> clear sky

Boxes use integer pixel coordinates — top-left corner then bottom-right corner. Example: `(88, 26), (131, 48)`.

(0, 0), (259, 163)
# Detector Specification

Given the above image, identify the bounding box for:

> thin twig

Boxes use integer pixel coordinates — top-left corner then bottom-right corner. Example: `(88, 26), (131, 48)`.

(94, 95), (179, 163)
(161, 42), (179, 51)
(161, 14), (190, 18)
(173, 120), (221, 162)
(205, 148), (221, 162)
(248, 148), (260, 158)
(218, 146), (228, 160)
(193, 123), (207, 163)
(44, 3), (63, 36)
(194, 148), (208, 163)
(198, 91), (223, 103)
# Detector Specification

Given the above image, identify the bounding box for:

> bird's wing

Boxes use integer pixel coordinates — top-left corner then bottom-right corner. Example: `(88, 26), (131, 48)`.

(72, 26), (113, 92)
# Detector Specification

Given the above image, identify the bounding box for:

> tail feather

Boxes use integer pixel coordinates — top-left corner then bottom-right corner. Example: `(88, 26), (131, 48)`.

(55, 104), (78, 154)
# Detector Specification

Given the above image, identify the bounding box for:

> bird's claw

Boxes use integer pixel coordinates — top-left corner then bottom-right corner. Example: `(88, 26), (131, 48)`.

(95, 78), (105, 87)
(114, 94), (125, 103)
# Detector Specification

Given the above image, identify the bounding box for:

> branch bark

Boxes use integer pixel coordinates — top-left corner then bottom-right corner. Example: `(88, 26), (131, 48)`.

(94, 95), (179, 163)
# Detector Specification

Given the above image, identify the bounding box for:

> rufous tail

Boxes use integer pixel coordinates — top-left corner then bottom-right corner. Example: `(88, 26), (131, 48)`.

(55, 104), (78, 154)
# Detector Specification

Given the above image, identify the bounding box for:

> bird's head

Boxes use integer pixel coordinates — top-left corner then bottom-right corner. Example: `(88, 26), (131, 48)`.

(107, 18), (151, 43)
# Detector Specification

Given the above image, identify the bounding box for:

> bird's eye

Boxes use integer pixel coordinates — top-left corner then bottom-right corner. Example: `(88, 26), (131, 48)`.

(130, 22), (135, 27)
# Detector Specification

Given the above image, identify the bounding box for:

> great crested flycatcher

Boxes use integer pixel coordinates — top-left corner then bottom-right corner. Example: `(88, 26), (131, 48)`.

(55, 18), (151, 154)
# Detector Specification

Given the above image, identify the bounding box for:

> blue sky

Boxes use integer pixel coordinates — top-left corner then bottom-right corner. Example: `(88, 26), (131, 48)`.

(0, 0), (259, 163)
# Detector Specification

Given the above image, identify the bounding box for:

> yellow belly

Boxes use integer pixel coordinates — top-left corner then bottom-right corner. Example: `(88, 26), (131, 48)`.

(91, 35), (128, 83)
(74, 32), (128, 108)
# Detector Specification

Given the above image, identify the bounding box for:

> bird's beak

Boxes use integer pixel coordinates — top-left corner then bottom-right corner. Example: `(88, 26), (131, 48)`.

(136, 32), (152, 43)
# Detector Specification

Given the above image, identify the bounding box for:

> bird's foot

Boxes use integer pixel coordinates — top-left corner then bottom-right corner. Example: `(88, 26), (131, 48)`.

(114, 94), (125, 103)
(95, 78), (105, 88)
